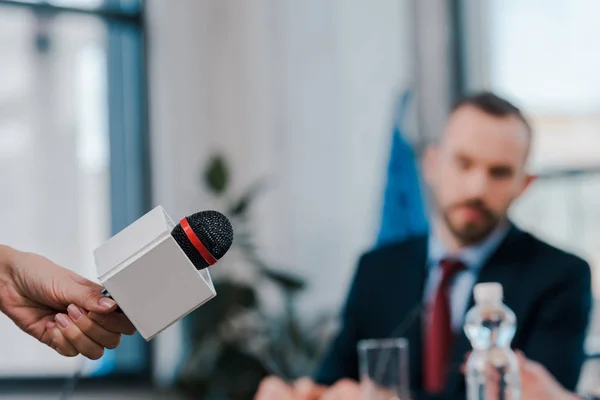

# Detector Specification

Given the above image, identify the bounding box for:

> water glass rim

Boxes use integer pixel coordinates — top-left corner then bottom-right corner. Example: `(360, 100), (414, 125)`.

(357, 337), (408, 351)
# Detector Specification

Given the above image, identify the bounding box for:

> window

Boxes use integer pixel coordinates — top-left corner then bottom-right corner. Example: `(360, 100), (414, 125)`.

(481, 0), (600, 295)
(460, 0), (600, 390)
(0, 0), (149, 378)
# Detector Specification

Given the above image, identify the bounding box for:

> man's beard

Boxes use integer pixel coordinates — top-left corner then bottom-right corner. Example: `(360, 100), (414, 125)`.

(442, 199), (500, 245)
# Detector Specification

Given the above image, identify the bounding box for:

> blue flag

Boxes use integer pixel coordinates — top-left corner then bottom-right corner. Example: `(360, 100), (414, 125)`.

(375, 90), (428, 246)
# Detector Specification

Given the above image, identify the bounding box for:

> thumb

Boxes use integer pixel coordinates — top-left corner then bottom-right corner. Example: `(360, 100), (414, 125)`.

(514, 350), (527, 364)
(64, 279), (118, 313)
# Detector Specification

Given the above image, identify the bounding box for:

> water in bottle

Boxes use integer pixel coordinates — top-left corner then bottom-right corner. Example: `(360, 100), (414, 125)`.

(464, 282), (521, 400)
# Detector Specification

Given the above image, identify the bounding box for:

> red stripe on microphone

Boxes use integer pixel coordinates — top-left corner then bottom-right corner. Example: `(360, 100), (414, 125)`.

(180, 217), (218, 265)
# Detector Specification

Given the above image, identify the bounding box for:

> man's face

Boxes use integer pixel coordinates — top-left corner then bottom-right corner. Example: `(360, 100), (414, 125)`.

(423, 105), (534, 245)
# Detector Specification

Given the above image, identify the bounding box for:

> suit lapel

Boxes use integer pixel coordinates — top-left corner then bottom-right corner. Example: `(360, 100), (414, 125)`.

(384, 237), (428, 390)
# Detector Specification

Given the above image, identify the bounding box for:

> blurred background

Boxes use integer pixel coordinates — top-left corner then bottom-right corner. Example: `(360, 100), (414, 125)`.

(0, 0), (598, 398)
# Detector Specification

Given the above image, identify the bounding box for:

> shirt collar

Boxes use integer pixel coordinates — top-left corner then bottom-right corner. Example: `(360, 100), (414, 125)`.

(427, 221), (511, 272)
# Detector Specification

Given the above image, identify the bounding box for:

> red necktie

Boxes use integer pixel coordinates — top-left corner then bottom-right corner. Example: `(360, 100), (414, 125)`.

(423, 258), (466, 394)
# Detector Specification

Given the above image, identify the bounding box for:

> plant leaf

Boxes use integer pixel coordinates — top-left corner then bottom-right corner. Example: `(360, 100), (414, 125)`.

(204, 155), (229, 195)
(261, 268), (305, 293)
(186, 281), (257, 340)
(227, 178), (268, 216)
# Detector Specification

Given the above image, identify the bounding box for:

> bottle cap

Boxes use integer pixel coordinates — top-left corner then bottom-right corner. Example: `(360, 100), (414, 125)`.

(474, 282), (503, 303)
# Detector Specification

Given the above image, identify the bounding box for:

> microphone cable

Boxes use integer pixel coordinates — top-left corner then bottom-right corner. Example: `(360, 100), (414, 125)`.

(59, 356), (86, 400)
(370, 302), (424, 395)
(59, 290), (113, 399)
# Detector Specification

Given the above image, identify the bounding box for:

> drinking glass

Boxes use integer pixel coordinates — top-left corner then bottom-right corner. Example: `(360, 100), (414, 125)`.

(358, 338), (410, 400)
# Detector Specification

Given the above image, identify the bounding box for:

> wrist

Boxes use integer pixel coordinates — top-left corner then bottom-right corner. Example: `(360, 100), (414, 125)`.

(0, 245), (16, 295)
(0, 243), (15, 265)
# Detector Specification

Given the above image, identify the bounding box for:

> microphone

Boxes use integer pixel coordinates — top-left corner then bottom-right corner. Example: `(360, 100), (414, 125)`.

(102, 210), (233, 310)
(94, 206), (233, 340)
(170, 210), (233, 270)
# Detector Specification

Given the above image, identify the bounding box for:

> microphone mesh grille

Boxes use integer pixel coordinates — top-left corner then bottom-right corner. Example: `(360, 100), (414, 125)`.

(171, 210), (233, 270)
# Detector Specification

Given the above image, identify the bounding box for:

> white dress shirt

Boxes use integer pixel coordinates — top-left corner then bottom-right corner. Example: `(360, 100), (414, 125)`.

(423, 223), (510, 331)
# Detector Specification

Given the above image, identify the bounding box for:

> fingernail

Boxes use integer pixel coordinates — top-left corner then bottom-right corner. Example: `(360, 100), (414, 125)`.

(99, 297), (116, 309)
(67, 304), (83, 320)
(55, 314), (70, 329)
(47, 322), (56, 329)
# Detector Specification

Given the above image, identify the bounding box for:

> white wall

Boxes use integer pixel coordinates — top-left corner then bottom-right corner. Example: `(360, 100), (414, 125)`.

(147, 0), (415, 311)
(146, 0), (417, 382)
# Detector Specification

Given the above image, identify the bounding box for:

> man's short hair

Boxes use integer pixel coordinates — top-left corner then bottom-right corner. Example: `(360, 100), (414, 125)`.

(451, 91), (532, 136)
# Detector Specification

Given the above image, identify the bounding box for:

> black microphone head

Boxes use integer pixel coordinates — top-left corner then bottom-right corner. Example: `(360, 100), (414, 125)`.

(171, 210), (233, 270)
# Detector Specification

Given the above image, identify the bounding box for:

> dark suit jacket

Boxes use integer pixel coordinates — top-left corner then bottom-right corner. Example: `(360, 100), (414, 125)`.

(314, 225), (592, 399)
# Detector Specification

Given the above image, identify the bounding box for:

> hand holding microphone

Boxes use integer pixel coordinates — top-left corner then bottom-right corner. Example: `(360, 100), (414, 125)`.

(0, 245), (136, 359)
(95, 207), (233, 340)
(0, 207), (233, 359)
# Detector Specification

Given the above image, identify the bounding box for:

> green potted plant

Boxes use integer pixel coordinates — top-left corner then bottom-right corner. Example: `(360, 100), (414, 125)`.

(176, 155), (335, 400)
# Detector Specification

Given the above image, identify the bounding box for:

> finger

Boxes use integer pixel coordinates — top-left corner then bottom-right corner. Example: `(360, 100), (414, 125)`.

(514, 349), (526, 360)
(322, 390), (352, 400)
(293, 377), (327, 400)
(88, 311), (136, 335)
(321, 380), (360, 400)
(460, 350), (472, 375)
(320, 388), (342, 400)
(254, 376), (294, 400)
(57, 275), (118, 314)
(67, 305), (121, 349)
(55, 313), (104, 360)
(40, 323), (54, 347)
(464, 350), (472, 361)
(514, 350), (534, 372)
(46, 321), (79, 357)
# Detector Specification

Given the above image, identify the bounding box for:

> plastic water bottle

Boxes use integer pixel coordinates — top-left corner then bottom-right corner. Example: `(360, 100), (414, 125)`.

(464, 282), (521, 400)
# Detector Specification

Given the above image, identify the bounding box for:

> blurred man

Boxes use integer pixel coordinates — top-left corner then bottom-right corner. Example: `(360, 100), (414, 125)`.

(255, 92), (593, 400)
(0, 244), (136, 359)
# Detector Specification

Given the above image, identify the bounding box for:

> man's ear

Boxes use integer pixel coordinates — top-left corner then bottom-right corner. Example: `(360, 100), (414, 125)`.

(422, 145), (438, 185)
(518, 173), (536, 196)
